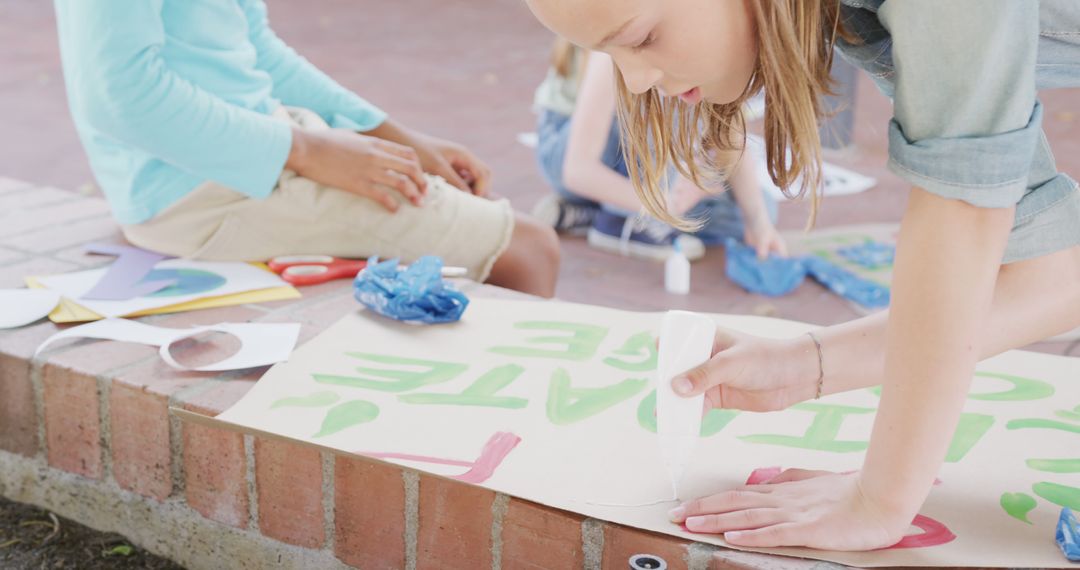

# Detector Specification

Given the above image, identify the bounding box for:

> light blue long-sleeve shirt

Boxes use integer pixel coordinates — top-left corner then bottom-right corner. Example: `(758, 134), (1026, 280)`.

(54, 0), (387, 224)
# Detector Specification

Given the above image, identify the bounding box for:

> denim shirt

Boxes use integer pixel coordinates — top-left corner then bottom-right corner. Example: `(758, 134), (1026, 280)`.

(835, 0), (1080, 262)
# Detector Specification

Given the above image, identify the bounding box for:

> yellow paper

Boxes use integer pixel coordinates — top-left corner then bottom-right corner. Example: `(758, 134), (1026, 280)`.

(26, 263), (301, 323)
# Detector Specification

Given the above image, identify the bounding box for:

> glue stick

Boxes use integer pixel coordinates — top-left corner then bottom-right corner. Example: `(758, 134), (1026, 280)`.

(664, 240), (691, 295)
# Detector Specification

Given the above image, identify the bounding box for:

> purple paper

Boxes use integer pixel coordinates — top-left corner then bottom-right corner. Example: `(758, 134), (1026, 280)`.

(81, 243), (177, 301)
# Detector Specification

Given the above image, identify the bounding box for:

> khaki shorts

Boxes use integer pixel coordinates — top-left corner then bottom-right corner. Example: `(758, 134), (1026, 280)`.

(122, 107), (515, 281)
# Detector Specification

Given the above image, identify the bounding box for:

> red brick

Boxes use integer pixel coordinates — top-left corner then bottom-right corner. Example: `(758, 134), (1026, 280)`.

(255, 437), (325, 548)
(5, 214), (122, 255)
(0, 246), (24, 265)
(50, 236), (129, 268)
(501, 498), (584, 570)
(334, 455), (406, 570)
(0, 198), (110, 239)
(39, 333), (158, 478)
(112, 358), (213, 402)
(177, 378), (258, 417)
(0, 177), (32, 193)
(0, 319), (67, 455)
(417, 474), (494, 570)
(258, 288), (356, 346)
(41, 361), (102, 478)
(0, 352), (37, 456)
(602, 524), (693, 570)
(710, 549), (822, 570)
(110, 383), (172, 500)
(250, 279), (348, 313)
(0, 256), (79, 288)
(0, 186), (76, 212)
(182, 418), (249, 528)
(41, 331), (158, 376)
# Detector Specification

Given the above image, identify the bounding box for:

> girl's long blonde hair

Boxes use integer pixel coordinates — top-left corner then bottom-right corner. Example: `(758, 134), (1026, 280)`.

(614, 1), (848, 229)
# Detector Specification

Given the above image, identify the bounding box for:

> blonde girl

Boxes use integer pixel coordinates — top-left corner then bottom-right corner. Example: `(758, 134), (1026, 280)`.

(525, 0), (1080, 551)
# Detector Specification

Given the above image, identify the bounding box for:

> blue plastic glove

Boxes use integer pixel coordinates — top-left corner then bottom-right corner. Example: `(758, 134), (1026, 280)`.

(724, 238), (806, 297)
(1059, 508), (1080, 562)
(837, 241), (895, 270)
(353, 256), (469, 324)
(803, 256), (891, 310)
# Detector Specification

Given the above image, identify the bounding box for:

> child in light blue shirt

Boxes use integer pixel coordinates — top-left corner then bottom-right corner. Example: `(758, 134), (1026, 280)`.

(55, 0), (559, 297)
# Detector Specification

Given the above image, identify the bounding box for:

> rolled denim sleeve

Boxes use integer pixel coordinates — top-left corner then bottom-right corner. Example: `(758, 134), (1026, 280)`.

(878, 1), (1041, 208)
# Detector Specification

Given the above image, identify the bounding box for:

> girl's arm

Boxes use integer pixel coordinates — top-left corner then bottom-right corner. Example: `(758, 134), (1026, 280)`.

(671, 238), (1080, 412)
(861, 188), (1013, 522)
(563, 52), (662, 213)
(719, 148), (787, 258)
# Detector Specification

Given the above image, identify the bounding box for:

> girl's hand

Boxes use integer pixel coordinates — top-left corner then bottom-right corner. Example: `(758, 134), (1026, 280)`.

(670, 182), (709, 216)
(408, 132), (492, 197)
(743, 213), (788, 259)
(669, 469), (913, 551)
(288, 127), (428, 212)
(672, 329), (820, 412)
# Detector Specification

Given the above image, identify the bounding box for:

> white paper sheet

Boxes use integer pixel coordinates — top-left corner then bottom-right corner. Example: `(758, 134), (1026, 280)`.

(207, 299), (1080, 567)
(0, 289), (61, 329)
(36, 318), (300, 371)
(36, 260), (287, 318)
(748, 135), (877, 200)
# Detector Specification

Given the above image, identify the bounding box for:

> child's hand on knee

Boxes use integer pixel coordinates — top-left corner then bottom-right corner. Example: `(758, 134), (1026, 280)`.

(287, 127), (428, 212)
(408, 132), (493, 198)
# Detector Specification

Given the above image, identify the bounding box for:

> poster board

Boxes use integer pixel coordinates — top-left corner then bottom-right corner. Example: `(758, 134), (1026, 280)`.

(179, 299), (1079, 567)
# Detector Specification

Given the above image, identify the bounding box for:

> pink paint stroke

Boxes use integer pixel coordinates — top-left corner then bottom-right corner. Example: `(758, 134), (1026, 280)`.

(745, 466), (783, 485)
(885, 514), (957, 549)
(357, 431), (521, 484)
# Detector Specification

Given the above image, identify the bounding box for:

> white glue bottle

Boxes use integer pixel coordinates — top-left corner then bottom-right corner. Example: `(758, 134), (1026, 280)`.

(664, 240), (691, 295)
(656, 310), (715, 499)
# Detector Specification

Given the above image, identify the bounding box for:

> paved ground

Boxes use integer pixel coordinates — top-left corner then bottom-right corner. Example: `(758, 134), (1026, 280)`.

(1, 1), (1078, 567)
(3, 0), (1079, 334)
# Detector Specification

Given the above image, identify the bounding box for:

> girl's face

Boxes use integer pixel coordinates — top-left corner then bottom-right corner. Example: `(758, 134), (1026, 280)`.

(527, 0), (757, 105)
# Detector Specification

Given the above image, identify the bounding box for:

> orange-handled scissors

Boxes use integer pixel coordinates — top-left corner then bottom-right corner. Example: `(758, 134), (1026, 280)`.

(268, 255), (367, 286)
(268, 255), (468, 287)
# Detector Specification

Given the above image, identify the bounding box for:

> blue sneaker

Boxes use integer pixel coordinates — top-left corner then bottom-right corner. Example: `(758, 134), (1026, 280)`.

(531, 194), (599, 236)
(587, 210), (705, 261)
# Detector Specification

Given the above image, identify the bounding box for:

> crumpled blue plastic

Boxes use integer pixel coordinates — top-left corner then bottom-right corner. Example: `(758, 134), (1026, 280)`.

(803, 256), (891, 310)
(724, 239), (891, 309)
(724, 238), (806, 296)
(838, 241), (895, 270)
(353, 256), (469, 324)
(1059, 508), (1080, 562)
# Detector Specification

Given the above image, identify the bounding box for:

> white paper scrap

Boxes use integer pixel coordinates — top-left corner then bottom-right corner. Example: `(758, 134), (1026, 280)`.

(36, 318), (300, 372)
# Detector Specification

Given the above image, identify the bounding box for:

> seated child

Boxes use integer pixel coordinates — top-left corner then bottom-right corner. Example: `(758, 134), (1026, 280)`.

(532, 40), (786, 261)
(53, 0), (559, 297)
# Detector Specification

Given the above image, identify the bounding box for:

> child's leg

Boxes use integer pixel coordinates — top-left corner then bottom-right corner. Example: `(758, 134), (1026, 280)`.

(533, 111), (601, 234)
(486, 212), (560, 297)
(535, 110), (599, 208)
(122, 106), (559, 297)
(122, 172), (559, 296)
